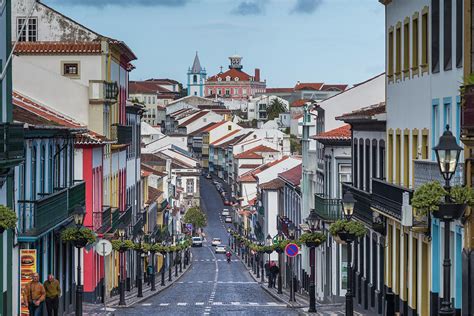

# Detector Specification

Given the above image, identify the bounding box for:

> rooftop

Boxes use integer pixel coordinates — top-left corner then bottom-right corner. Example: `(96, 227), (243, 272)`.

(336, 102), (386, 121)
(279, 164), (302, 187)
(259, 178), (285, 190)
(311, 124), (351, 142)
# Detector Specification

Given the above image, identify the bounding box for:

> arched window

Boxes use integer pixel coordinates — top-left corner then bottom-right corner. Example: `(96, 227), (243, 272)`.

(193, 75), (197, 83)
(226, 76), (231, 81)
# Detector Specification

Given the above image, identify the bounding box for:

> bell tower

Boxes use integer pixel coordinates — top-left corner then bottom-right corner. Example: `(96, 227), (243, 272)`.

(187, 52), (206, 97)
(229, 55), (243, 70)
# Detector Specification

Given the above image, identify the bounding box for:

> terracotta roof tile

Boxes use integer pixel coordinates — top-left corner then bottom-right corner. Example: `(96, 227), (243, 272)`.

(336, 102), (386, 121)
(294, 82), (323, 91)
(189, 122), (217, 136)
(259, 178), (284, 190)
(291, 99), (311, 107)
(179, 111), (210, 127)
(204, 121), (227, 132)
(234, 152), (263, 159)
(129, 81), (173, 94)
(279, 164), (302, 186)
(15, 41), (102, 55)
(234, 145), (278, 159)
(320, 84), (348, 91)
(266, 88), (294, 93)
(237, 156), (290, 182)
(240, 164), (262, 169)
(207, 68), (253, 82)
(312, 124), (351, 141)
(147, 186), (163, 204)
(210, 129), (241, 145)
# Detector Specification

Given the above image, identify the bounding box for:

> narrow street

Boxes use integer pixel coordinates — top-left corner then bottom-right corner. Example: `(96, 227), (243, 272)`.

(114, 176), (297, 316)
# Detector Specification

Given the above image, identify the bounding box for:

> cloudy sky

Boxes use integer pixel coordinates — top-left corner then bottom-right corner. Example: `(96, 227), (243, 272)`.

(42, 0), (385, 87)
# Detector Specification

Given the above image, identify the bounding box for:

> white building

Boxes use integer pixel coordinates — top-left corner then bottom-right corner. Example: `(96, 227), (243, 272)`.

(187, 52), (206, 97)
(247, 95), (289, 121)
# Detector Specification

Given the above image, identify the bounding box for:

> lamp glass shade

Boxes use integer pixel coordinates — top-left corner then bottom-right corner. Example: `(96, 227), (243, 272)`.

(342, 191), (356, 219)
(266, 234), (272, 245)
(118, 228), (125, 238)
(433, 126), (462, 181)
(73, 207), (85, 226)
(305, 211), (319, 230)
(288, 223), (296, 237)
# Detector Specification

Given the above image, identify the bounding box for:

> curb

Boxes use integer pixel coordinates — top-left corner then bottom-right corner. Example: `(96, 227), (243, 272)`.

(110, 254), (193, 308)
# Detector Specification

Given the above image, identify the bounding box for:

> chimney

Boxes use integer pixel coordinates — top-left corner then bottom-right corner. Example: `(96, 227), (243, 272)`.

(254, 68), (260, 82)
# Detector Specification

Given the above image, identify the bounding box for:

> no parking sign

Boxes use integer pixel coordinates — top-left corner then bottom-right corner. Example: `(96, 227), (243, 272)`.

(285, 243), (299, 257)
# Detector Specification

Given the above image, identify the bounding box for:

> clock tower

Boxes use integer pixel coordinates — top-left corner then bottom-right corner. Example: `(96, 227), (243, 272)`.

(229, 55), (243, 70)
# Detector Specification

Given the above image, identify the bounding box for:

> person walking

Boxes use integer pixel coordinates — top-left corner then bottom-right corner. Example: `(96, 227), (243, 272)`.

(146, 264), (153, 286)
(269, 262), (280, 290)
(25, 273), (46, 316)
(44, 274), (61, 316)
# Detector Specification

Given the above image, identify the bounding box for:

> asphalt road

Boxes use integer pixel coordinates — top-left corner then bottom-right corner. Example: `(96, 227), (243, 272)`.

(114, 176), (298, 316)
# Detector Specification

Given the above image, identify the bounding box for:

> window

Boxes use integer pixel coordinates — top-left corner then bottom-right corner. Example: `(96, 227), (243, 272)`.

(228, 125), (232, 131)
(186, 179), (194, 193)
(388, 27), (394, 79)
(17, 17), (37, 42)
(433, 101), (440, 158)
(225, 89), (230, 95)
(40, 145), (45, 194)
(217, 77), (222, 82)
(372, 139), (378, 182)
(217, 89), (222, 95)
(354, 138), (358, 188)
(388, 130), (393, 182)
(193, 75), (197, 83)
(365, 139), (370, 191)
(412, 13), (419, 73)
(234, 77), (239, 81)
(444, 0), (452, 71)
(444, 98), (452, 129)
(359, 139), (364, 189)
(421, 8), (429, 72)
(226, 76), (231, 82)
(396, 130), (401, 185)
(403, 18), (410, 77)
(48, 145), (53, 193)
(456, 0), (463, 68)
(432, 0), (440, 73)
(379, 140), (385, 180)
(62, 62), (80, 78)
(412, 130), (419, 185)
(234, 88), (238, 95)
(396, 22), (402, 78)
(422, 130), (429, 159)
(403, 131), (409, 187)
(243, 89), (247, 95)
(31, 146), (37, 200)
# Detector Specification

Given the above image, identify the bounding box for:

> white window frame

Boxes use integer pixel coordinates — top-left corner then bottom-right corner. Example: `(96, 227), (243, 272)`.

(17, 17), (38, 42)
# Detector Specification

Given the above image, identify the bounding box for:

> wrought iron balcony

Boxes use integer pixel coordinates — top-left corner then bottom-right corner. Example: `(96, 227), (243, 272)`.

(314, 193), (343, 222)
(18, 181), (85, 237)
(0, 123), (25, 170)
(111, 205), (132, 231)
(111, 124), (132, 145)
(414, 159), (463, 188)
(371, 178), (413, 221)
(342, 183), (373, 225)
(89, 80), (119, 103)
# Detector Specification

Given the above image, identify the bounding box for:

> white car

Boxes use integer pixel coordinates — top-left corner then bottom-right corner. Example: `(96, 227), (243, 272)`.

(211, 238), (221, 246)
(221, 209), (230, 216)
(192, 236), (203, 247)
(215, 244), (226, 254)
(225, 216), (232, 223)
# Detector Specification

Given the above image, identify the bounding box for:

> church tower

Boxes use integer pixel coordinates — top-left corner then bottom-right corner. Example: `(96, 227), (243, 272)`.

(187, 52), (206, 96)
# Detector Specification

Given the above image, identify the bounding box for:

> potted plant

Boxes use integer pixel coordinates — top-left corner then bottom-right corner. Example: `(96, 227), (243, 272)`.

(111, 239), (135, 252)
(298, 232), (327, 247)
(262, 245), (274, 254)
(412, 181), (473, 220)
(0, 205), (17, 234)
(329, 220), (367, 243)
(61, 227), (96, 248)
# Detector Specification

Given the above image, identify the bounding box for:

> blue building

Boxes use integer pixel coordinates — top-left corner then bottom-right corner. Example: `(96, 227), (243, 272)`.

(187, 52), (206, 97)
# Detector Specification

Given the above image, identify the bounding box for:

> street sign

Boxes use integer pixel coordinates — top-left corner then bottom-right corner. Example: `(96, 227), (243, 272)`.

(95, 239), (112, 257)
(285, 243), (299, 257)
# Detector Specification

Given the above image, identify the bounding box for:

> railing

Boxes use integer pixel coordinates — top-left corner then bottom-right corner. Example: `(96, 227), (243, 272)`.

(371, 178), (413, 221)
(89, 80), (118, 103)
(342, 183), (373, 225)
(414, 159), (463, 188)
(111, 124), (132, 145)
(462, 84), (474, 135)
(19, 181), (85, 236)
(0, 123), (25, 166)
(314, 194), (343, 222)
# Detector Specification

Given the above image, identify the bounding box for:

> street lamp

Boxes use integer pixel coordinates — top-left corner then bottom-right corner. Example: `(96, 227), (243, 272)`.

(117, 227), (127, 306)
(73, 206), (86, 316)
(266, 234), (273, 288)
(341, 191), (356, 316)
(275, 232), (285, 294)
(135, 228), (144, 298)
(305, 210), (319, 313)
(433, 125), (463, 316)
(288, 222), (296, 302)
(150, 236), (156, 291)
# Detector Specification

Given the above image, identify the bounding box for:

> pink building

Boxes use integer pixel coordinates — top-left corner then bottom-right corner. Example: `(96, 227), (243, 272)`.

(205, 55), (266, 100)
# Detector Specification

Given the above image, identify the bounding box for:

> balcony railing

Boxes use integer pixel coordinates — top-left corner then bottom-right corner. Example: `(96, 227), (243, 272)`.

(111, 124), (132, 145)
(19, 181), (85, 237)
(371, 178), (413, 221)
(0, 123), (25, 169)
(111, 205), (132, 231)
(89, 80), (119, 103)
(414, 159), (463, 188)
(342, 183), (373, 225)
(314, 194), (343, 222)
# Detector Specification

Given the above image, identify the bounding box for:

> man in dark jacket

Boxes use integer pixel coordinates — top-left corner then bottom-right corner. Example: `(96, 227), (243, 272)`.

(269, 263), (280, 289)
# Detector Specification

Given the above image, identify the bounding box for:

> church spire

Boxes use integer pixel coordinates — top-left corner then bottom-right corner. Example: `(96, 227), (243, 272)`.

(191, 51), (202, 73)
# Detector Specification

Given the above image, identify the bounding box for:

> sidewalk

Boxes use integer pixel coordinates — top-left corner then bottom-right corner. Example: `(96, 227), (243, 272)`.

(235, 251), (377, 316)
(68, 254), (193, 315)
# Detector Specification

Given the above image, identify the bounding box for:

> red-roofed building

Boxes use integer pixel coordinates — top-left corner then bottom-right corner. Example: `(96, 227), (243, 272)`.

(311, 124), (351, 144)
(204, 55), (266, 100)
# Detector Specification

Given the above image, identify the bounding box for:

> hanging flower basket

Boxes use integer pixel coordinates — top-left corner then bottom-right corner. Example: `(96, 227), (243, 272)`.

(337, 231), (356, 243)
(329, 220), (367, 241)
(73, 237), (89, 249)
(61, 227), (96, 248)
(0, 205), (17, 234)
(332, 234), (346, 245)
(298, 232), (327, 248)
(432, 203), (467, 221)
(263, 245), (274, 254)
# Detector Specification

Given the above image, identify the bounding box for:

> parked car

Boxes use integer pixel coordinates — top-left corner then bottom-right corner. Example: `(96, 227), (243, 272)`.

(221, 208), (230, 216)
(215, 244), (226, 254)
(213, 180), (219, 185)
(211, 238), (221, 246)
(225, 216), (232, 223)
(192, 236), (203, 247)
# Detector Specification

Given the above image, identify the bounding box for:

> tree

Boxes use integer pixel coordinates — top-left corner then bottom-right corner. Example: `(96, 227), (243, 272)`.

(290, 134), (302, 154)
(183, 207), (207, 232)
(266, 98), (287, 121)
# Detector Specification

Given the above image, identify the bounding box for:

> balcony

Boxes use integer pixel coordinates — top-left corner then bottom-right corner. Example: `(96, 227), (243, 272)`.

(94, 206), (112, 234)
(371, 178), (413, 221)
(342, 183), (373, 225)
(0, 123), (25, 170)
(414, 159), (463, 188)
(111, 205), (132, 231)
(111, 124), (132, 145)
(314, 194), (343, 222)
(19, 181), (85, 238)
(89, 80), (119, 103)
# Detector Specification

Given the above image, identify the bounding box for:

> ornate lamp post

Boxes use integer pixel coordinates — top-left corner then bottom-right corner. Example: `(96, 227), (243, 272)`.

(161, 241), (166, 287)
(150, 236), (156, 291)
(73, 206), (86, 316)
(341, 191), (356, 316)
(275, 232), (285, 294)
(266, 234), (273, 288)
(288, 222), (296, 302)
(135, 228), (144, 298)
(305, 210), (320, 313)
(118, 227), (127, 306)
(260, 241), (265, 283)
(433, 126), (463, 316)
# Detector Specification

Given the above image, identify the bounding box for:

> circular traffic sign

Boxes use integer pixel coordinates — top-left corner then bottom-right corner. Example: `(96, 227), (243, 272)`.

(285, 243), (299, 257)
(95, 239), (112, 257)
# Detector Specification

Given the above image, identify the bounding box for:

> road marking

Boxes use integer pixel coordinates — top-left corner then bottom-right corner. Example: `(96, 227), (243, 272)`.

(141, 303), (152, 306)
(195, 302), (205, 305)
(231, 302), (241, 305)
(212, 302), (223, 305)
(159, 303), (169, 306)
(249, 302), (258, 305)
(267, 302), (279, 305)
(177, 303), (187, 306)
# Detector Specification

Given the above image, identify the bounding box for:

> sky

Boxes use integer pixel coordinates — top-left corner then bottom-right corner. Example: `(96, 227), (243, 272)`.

(43, 0), (385, 88)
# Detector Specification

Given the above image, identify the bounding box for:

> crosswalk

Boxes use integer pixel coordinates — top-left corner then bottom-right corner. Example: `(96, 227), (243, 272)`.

(176, 280), (257, 284)
(149, 302), (287, 307)
(194, 259), (239, 262)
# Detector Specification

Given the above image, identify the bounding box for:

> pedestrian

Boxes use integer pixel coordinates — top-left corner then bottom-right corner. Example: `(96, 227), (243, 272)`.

(44, 274), (61, 316)
(264, 261), (271, 286)
(25, 273), (46, 316)
(270, 262), (280, 289)
(146, 264), (153, 286)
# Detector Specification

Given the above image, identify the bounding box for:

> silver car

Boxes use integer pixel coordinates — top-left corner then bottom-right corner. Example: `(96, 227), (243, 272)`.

(215, 244), (226, 254)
